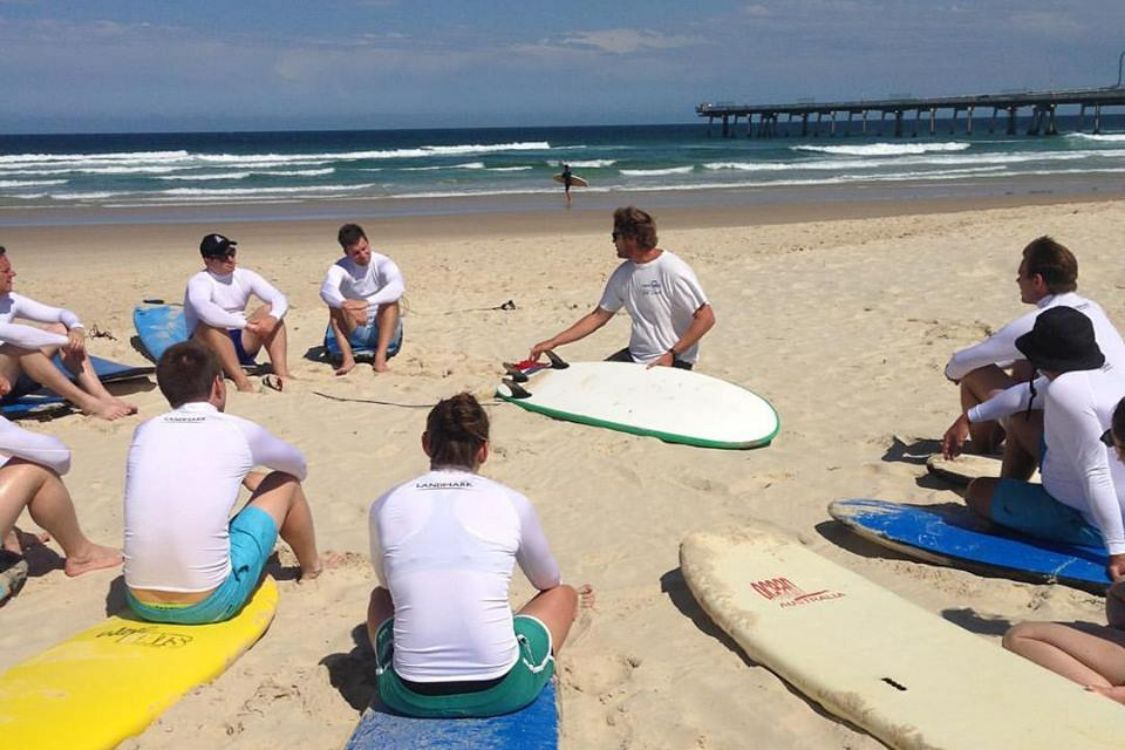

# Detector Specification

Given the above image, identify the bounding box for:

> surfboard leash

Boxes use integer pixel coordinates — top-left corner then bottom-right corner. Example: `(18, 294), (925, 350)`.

(312, 391), (504, 408)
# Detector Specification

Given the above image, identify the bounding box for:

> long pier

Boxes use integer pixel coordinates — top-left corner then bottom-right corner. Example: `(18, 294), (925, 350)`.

(697, 87), (1125, 138)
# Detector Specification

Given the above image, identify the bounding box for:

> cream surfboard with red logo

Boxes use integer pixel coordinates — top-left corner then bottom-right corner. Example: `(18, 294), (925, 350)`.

(680, 525), (1125, 750)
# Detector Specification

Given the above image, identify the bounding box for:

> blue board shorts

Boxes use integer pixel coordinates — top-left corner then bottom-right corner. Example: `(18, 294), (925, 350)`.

(989, 479), (1103, 548)
(373, 614), (554, 718)
(127, 506), (278, 625)
(325, 318), (403, 358)
(227, 329), (259, 367)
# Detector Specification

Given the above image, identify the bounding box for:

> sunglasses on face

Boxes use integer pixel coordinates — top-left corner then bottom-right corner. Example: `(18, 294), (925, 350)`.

(1102, 429), (1119, 448)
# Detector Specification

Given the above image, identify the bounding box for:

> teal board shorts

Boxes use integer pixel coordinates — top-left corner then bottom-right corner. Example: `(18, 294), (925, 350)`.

(127, 506), (278, 625)
(374, 614), (555, 718)
(989, 479), (1103, 548)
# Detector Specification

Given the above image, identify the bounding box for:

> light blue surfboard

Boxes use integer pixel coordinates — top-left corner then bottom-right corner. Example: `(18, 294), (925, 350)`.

(133, 303), (188, 364)
(828, 498), (1110, 592)
(345, 680), (558, 750)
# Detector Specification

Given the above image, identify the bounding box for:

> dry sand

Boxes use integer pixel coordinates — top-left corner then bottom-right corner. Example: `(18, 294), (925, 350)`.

(1, 196), (1123, 748)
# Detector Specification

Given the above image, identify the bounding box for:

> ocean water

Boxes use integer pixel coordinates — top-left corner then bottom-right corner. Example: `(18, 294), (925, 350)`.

(0, 118), (1123, 223)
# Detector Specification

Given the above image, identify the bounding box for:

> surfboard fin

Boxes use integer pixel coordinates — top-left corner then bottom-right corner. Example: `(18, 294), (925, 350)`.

(501, 362), (529, 383)
(544, 351), (569, 369)
(501, 378), (531, 399)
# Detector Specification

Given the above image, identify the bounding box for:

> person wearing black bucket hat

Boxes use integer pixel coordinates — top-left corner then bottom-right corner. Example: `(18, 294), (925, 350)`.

(964, 306), (1125, 581)
(942, 236), (1125, 481)
(184, 233), (294, 392)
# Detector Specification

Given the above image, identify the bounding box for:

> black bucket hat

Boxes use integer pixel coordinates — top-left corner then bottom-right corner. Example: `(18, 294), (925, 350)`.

(1015, 306), (1105, 374)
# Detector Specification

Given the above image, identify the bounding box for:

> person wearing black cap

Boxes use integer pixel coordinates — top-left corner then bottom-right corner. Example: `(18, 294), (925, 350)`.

(184, 233), (293, 392)
(942, 236), (1125, 480)
(964, 306), (1125, 580)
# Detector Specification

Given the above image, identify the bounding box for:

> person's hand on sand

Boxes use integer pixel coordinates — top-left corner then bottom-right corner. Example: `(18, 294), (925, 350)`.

(942, 414), (971, 459)
(334, 358), (356, 376)
(577, 583), (595, 609)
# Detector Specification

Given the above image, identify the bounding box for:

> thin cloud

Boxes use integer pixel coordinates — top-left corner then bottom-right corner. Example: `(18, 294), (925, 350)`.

(558, 29), (701, 55)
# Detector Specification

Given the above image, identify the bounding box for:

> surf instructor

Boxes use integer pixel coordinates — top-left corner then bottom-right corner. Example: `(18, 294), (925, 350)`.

(529, 206), (715, 370)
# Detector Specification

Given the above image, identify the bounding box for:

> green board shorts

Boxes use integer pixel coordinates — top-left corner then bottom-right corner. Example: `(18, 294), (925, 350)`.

(374, 614), (555, 718)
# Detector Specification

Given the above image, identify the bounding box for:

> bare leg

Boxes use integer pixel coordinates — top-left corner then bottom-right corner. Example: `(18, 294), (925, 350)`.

(965, 477), (998, 520)
(246, 471), (322, 580)
(328, 307), (358, 376)
(372, 302), (400, 374)
(192, 325), (255, 392)
(517, 584), (587, 654)
(366, 585), (394, 647)
(1002, 409), (1043, 481)
(959, 365), (1017, 454)
(40, 324), (136, 415)
(244, 305), (292, 383)
(0, 459), (120, 576)
(1003, 620), (1125, 689)
(0, 346), (131, 420)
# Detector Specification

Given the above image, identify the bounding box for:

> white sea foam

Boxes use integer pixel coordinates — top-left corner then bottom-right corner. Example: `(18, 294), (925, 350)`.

(156, 172), (252, 181)
(792, 142), (971, 157)
(0, 150), (190, 166)
(266, 168), (336, 177)
(487, 166), (533, 172)
(1066, 133), (1125, 143)
(160, 183), (376, 197)
(619, 166), (694, 176)
(566, 159), (616, 168)
(0, 179), (68, 188)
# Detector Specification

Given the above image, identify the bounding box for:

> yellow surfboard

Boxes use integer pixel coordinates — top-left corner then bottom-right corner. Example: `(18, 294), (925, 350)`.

(0, 577), (278, 749)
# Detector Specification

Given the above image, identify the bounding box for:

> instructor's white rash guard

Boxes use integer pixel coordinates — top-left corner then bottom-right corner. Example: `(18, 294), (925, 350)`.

(1035, 369), (1125, 554)
(0, 416), (71, 474)
(0, 292), (82, 349)
(945, 293), (1125, 382)
(369, 469), (561, 682)
(123, 402), (307, 593)
(319, 253), (405, 314)
(183, 268), (289, 333)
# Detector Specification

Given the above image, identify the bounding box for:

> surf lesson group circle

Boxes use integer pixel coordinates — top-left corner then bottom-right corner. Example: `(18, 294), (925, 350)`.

(2, 211), (1125, 728)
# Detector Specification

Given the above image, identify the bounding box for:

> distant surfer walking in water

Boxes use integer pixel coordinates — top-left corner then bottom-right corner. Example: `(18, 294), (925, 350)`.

(529, 206), (715, 369)
(561, 163), (574, 207)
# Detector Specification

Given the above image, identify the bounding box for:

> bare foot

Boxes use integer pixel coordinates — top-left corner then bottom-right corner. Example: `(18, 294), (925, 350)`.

(2, 530), (21, 555)
(86, 399), (133, 421)
(113, 398), (139, 415)
(577, 583), (596, 609)
(372, 357), (389, 373)
(235, 380), (256, 393)
(298, 551), (344, 583)
(334, 359), (356, 376)
(64, 543), (122, 577)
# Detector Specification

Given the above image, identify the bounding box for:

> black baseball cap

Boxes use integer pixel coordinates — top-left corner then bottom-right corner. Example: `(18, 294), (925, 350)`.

(200, 233), (237, 258)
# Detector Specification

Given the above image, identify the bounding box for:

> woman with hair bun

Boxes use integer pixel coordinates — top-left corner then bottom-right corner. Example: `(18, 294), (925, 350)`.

(366, 392), (592, 718)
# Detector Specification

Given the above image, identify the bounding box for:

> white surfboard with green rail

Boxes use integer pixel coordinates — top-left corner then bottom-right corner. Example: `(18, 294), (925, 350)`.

(496, 360), (778, 449)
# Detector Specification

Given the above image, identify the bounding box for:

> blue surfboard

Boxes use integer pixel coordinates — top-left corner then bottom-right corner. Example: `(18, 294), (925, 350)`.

(345, 680), (557, 750)
(0, 354), (152, 419)
(323, 321), (403, 363)
(133, 303), (188, 364)
(0, 394), (69, 419)
(828, 498), (1110, 592)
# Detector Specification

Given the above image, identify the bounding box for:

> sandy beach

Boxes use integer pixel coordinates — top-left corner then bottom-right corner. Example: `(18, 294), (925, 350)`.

(1, 194), (1123, 748)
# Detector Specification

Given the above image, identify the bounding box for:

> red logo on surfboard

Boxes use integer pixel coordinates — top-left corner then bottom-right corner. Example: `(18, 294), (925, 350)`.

(750, 577), (845, 608)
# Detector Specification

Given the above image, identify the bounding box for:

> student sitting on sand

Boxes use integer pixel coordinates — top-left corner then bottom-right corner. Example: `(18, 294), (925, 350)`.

(319, 223), (404, 376)
(184, 233), (293, 392)
(123, 341), (325, 624)
(366, 393), (592, 717)
(0, 375), (121, 583)
(0, 246), (137, 421)
(529, 206), (714, 370)
(1003, 398), (1125, 704)
(942, 236), (1125, 479)
(964, 307), (1125, 579)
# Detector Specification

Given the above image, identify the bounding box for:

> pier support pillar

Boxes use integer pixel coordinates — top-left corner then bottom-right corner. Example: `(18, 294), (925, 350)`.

(894, 110), (904, 138)
(913, 109), (922, 137)
(846, 111), (854, 136)
(990, 108), (998, 134)
(815, 112), (822, 137)
(966, 106), (974, 136)
(861, 110), (868, 136)
(949, 108), (959, 135)
(830, 111), (837, 137)
(929, 108), (936, 136)
(1007, 107), (1018, 136)
(801, 113), (809, 138)
(1094, 105), (1102, 135)
(1078, 105), (1086, 132)
(721, 115), (729, 138)
(1046, 104), (1058, 136)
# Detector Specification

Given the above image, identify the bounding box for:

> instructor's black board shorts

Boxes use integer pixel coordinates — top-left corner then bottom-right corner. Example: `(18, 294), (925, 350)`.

(606, 347), (693, 370)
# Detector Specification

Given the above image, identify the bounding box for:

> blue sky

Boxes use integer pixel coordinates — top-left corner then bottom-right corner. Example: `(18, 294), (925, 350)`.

(2, 1), (1124, 133)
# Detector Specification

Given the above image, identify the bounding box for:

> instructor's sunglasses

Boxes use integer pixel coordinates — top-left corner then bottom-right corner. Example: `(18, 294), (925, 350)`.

(1102, 429), (1117, 448)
